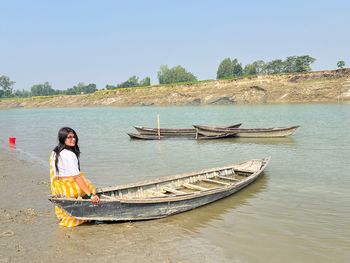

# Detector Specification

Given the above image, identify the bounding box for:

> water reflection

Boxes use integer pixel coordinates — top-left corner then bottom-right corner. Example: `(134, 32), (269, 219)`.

(128, 136), (296, 145)
(197, 137), (296, 145)
(8, 143), (16, 150)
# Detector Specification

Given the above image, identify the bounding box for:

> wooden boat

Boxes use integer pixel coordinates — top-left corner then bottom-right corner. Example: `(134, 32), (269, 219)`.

(127, 133), (166, 140)
(48, 157), (271, 221)
(134, 123), (242, 136)
(193, 125), (300, 138)
(127, 132), (235, 140)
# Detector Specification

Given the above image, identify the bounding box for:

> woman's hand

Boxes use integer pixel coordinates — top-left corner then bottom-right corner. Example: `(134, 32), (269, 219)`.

(91, 194), (100, 205)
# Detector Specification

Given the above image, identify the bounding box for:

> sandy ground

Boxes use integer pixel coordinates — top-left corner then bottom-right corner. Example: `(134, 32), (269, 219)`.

(0, 150), (231, 263)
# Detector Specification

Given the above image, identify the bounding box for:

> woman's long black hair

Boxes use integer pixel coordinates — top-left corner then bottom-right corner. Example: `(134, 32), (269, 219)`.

(53, 127), (80, 173)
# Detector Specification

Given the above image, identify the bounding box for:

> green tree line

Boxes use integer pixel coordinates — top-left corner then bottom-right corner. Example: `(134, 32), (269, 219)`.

(106, 76), (151, 90)
(216, 55), (317, 79)
(0, 78), (98, 98)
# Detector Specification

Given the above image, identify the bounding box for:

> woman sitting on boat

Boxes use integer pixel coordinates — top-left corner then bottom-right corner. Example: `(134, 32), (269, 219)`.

(49, 127), (99, 227)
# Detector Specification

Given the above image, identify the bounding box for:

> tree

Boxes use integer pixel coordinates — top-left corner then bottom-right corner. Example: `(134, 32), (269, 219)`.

(117, 76), (140, 88)
(265, 59), (285, 74)
(13, 89), (31, 98)
(66, 82), (97, 94)
(283, 56), (298, 73)
(243, 64), (258, 76)
(0, 75), (15, 98)
(158, 65), (197, 84)
(232, 59), (243, 77)
(217, 58), (233, 79)
(105, 84), (117, 90)
(294, 55), (316, 72)
(281, 55), (316, 73)
(140, 77), (151, 86)
(251, 60), (267, 75)
(106, 76), (150, 90)
(158, 65), (171, 84)
(82, 83), (97, 93)
(30, 82), (55, 96)
(337, 60), (345, 69)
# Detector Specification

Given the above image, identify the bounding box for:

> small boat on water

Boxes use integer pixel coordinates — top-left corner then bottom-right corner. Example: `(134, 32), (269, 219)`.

(193, 125), (300, 138)
(127, 132), (235, 140)
(48, 157), (270, 221)
(134, 123), (242, 136)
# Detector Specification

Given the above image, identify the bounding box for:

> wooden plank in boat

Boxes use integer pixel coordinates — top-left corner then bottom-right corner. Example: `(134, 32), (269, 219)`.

(217, 176), (240, 182)
(149, 191), (168, 197)
(100, 194), (115, 199)
(163, 186), (189, 195)
(233, 160), (262, 173)
(202, 178), (230, 186)
(125, 191), (168, 199)
(183, 183), (210, 191)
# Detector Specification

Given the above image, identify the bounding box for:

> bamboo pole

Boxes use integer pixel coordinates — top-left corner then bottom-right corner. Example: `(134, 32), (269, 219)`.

(157, 114), (160, 140)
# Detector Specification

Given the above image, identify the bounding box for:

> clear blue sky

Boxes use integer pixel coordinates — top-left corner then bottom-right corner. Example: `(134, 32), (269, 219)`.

(1, 0), (349, 90)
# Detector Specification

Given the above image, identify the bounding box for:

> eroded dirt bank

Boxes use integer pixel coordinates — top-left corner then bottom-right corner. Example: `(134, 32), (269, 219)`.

(1, 69), (350, 109)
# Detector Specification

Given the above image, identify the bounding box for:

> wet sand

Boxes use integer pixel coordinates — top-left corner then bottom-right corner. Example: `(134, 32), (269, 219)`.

(0, 150), (238, 263)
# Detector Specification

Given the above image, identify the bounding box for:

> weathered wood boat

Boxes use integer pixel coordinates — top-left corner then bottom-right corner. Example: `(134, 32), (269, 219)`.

(127, 133), (166, 140)
(127, 132), (235, 140)
(193, 125), (300, 138)
(48, 157), (270, 221)
(134, 123), (242, 136)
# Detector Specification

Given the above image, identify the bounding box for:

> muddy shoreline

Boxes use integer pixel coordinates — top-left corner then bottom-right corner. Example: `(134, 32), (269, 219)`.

(0, 149), (230, 263)
(1, 69), (350, 109)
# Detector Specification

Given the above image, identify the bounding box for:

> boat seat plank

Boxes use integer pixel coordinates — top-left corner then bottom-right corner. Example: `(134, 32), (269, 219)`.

(183, 183), (210, 191)
(203, 178), (230, 186)
(100, 194), (116, 199)
(217, 176), (240, 182)
(163, 186), (188, 195)
(149, 191), (168, 197)
(234, 160), (262, 173)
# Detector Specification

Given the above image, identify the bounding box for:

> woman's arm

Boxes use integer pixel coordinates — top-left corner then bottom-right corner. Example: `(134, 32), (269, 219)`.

(74, 175), (100, 204)
(74, 175), (91, 195)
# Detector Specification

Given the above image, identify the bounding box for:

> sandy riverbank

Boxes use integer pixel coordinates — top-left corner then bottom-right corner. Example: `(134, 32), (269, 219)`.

(0, 149), (234, 263)
(1, 69), (350, 109)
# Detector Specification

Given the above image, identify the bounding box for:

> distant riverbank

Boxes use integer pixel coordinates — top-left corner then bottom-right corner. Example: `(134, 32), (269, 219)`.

(1, 68), (350, 109)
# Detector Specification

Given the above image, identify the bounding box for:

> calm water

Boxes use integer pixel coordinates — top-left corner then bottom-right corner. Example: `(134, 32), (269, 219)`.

(1, 104), (349, 262)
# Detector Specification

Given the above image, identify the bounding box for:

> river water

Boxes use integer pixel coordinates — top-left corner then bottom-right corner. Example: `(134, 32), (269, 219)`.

(0, 104), (349, 262)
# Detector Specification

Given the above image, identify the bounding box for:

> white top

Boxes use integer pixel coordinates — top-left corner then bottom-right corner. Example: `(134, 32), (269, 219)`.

(51, 149), (80, 177)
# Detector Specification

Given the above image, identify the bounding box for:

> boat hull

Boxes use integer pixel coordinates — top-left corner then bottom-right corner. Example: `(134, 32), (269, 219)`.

(127, 132), (234, 140)
(194, 125), (300, 138)
(49, 157), (270, 221)
(134, 123), (242, 136)
(50, 173), (262, 221)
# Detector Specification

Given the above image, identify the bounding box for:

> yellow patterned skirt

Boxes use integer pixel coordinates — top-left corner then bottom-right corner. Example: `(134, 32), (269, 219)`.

(50, 155), (96, 227)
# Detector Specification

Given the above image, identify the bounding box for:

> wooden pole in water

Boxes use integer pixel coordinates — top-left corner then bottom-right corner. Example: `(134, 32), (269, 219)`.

(157, 114), (160, 140)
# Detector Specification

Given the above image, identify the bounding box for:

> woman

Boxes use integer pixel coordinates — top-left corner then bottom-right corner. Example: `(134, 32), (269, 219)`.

(49, 127), (100, 227)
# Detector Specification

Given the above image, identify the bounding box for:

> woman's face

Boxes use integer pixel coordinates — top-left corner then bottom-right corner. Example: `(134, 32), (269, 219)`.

(65, 132), (76, 147)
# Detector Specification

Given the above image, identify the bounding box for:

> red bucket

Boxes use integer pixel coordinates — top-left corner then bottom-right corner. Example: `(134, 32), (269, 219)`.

(8, 137), (16, 144)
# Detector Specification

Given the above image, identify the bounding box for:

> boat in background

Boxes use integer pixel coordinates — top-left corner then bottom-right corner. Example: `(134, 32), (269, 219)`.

(127, 132), (235, 140)
(193, 125), (300, 138)
(134, 123), (242, 136)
